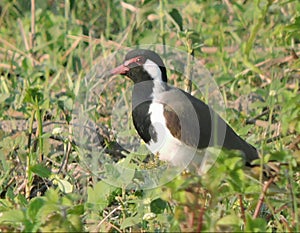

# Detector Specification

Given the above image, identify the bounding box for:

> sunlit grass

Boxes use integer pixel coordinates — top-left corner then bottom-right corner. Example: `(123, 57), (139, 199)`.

(0, 0), (299, 232)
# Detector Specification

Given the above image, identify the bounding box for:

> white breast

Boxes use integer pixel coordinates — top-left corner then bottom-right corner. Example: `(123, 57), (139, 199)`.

(147, 102), (196, 169)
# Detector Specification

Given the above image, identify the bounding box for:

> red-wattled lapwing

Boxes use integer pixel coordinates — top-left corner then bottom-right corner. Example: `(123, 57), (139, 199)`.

(110, 49), (259, 171)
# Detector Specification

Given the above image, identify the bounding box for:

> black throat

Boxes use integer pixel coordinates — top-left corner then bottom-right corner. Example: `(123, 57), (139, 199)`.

(131, 81), (155, 144)
(131, 78), (169, 144)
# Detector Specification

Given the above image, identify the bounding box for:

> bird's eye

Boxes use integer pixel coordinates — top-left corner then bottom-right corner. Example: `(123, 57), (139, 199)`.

(136, 57), (144, 64)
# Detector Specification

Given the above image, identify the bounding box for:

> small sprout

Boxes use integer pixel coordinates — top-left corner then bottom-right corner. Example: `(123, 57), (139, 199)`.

(52, 127), (63, 135)
(269, 90), (276, 96)
(143, 212), (156, 221)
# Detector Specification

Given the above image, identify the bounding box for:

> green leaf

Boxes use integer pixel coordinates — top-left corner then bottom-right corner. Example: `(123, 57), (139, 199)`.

(24, 87), (44, 105)
(150, 198), (167, 214)
(0, 209), (24, 224)
(217, 214), (242, 226)
(225, 157), (243, 170)
(30, 164), (51, 178)
(245, 184), (261, 194)
(285, 16), (300, 32)
(27, 197), (45, 222)
(228, 169), (245, 192)
(86, 181), (117, 212)
(67, 214), (83, 232)
(45, 188), (60, 203)
(0, 93), (10, 104)
(120, 216), (141, 229)
(56, 178), (73, 193)
(104, 162), (136, 187)
(245, 215), (267, 232)
(37, 203), (60, 225)
(138, 30), (158, 44)
(269, 150), (288, 162)
(169, 8), (183, 31)
(67, 204), (84, 215)
(72, 55), (82, 74)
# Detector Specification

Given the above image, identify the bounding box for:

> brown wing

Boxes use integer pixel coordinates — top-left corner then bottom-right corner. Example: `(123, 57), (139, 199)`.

(163, 104), (181, 140)
(159, 89), (206, 149)
(159, 88), (259, 165)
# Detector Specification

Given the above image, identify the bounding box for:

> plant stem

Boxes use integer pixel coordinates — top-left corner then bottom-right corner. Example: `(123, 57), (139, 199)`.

(185, 38), (193, 93)
(288, 160), (298, 231)
(25, 111), (35, 199)
(243, 0), (272, 74)
(106, 1), (111, 39)
(159, 0), (166, 54)
(244, 0), (271, 58)
(35, 99), (43, 162)
(64, 0), (70, 26)
(30, 0), (35, 51)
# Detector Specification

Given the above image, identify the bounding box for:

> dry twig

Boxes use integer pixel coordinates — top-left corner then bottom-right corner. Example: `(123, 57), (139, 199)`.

(253, 176), (275, 218)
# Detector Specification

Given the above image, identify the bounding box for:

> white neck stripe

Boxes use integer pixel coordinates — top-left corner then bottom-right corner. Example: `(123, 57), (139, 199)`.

(142, 59), (165, 99)
(143, 59), (162, 81)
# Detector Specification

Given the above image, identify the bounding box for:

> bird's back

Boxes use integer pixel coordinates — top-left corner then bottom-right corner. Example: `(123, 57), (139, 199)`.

(160, 88), (259, 165)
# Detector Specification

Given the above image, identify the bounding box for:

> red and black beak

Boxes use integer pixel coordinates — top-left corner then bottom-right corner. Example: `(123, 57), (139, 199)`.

(110, 57), (142, 76)
(110, 64), (129, 76)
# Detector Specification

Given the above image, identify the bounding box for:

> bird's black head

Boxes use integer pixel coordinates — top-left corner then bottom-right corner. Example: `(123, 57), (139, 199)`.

(111, 49), (167, 83)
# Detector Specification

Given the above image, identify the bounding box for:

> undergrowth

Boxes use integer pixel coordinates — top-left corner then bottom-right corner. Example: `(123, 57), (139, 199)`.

(0, 0), (299, 232)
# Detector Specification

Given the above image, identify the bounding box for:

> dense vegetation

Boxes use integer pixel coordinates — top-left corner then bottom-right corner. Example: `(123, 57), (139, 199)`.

(0, 0), (299, 232)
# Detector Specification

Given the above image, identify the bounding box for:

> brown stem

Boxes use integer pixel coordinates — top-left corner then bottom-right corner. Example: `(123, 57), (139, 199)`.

(238, 194), (246, 225)
(29, 0), (36, 67)
(197, 204), (205, 233)
(30, 0), (35, 50)
(253, 176), (275, 218)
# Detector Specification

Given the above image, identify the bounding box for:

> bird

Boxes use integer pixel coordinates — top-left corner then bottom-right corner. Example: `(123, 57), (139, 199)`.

(110, 49), (259, 172)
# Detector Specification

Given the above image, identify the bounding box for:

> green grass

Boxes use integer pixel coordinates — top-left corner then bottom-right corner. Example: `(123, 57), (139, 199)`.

(0, 0), (299, 232)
